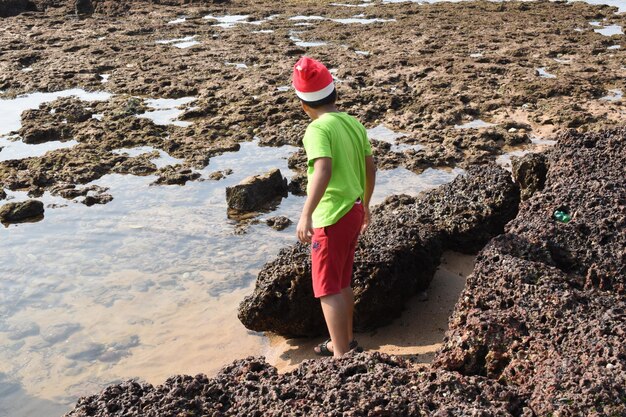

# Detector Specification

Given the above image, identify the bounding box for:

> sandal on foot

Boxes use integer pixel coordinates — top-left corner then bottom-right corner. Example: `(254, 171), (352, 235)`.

(350, 339), (363, 353)
(315, 339), (361, 356)
(314, 339), (334, 357)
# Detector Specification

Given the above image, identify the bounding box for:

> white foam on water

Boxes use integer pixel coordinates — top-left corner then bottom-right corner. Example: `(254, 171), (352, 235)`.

(553, 58), (572, 63)
(0, 139), (80, 162)
(289, 32), (327, 48)
(100, 74), (110, 83)
(600, 88), (623, 101)
(355, 50), (370, 55)
(276, 86), (291, 92)
(0, 89), (112, 137)
(167, 17), (187, 25)
(536, 67), (557, 78)
(203, 14), (250, 28)
(156, 36), (199, 48)
(331, 16), (396, 24)
(112, 146), (182, 169)
(454, 119), (497, 129)
(136, 97), (196, 127)
(225, 62), (248, 69)
(21, 67), (33, 73)
(607, 44), (621, 49)
(252, 29), (274, 33)
(596, 24), (623, 35)
(289, 15), (326, 21)
(155, 35), (196, 44)
(92, 114), (104, 121)
(470, 52), (483, 57)
(330, 2), (374, 7)
(173, 40), (200, 48)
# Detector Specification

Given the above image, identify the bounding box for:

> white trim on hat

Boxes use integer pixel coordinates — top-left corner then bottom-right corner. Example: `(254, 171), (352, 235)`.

(294, 81), (335, 102)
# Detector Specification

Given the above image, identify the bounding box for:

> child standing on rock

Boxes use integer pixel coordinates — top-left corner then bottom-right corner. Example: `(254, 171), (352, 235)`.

(293, 57), (376, 358)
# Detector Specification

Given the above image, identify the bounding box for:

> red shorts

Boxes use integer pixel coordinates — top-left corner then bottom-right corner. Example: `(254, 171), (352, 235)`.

(311, 202), (364, 298)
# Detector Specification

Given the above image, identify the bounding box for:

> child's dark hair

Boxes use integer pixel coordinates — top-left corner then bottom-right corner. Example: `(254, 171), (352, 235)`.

(301, 89), (337, 108)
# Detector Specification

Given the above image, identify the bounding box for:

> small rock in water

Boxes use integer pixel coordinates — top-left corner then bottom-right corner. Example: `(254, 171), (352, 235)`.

(41, 323), (81, 345)
(152, 166), (201, 186)
(208, 169), (233, 181)
(0, 200), (44, 224)
(65, 342), (106, 361)
(416, 291), (429, 302)
(226, 168), (288, 212)
(7, 322), (40, 340)
(266, 216), (292, 231)
(0, 189), (6, 200)
(82, 193), (113, 206)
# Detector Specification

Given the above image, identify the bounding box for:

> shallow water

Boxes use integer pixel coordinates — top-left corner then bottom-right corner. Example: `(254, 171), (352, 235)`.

(112, 146), (183, 169)
(136, 97), (196, 127)
(536, 67), (557, 78)
(0, 103), (464, 416)
(496, 135), (556, 171)
(155, 36), (200, 49)
(367, 124), (424, 152)
(0, 139), (79, 162)
(289, 32), (328, 48)
(203, 14), (250, 28)
(593, 23), (624, 36)
(600, 88), (623, 101)
(454, 119), (497, 129)
(0, 89), (112, 136)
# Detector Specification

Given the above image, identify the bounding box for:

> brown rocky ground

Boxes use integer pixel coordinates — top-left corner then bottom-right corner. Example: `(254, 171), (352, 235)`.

(0, 0), (624, 203)
(64, 127), (625, 416)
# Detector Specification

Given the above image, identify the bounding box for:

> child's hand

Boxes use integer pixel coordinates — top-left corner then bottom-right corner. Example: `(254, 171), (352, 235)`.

(361, 207), (371, 233)
(297, 215), (314, 243)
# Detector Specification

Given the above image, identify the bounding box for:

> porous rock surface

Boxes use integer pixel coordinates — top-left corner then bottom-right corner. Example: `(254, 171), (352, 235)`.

(65, 129), (625, 417)
(511, 153), (548, 201)
(1, 0), (624, 209)
(435, 128), (626, 415)
(0, 199), (44, 223)
(238, 164), (520, 337)
(225, 168), (288, 213)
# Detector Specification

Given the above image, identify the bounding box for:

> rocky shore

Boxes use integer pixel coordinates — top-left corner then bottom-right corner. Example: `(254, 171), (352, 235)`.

(238, 164), (520, 336)
(1, 0), (624, 415)
(1, 0), (624, 207)
(65, 128), (625, 416)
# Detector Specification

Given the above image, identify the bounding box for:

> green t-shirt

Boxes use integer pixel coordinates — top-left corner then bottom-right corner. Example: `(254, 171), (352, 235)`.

(302, 112), (372, 228)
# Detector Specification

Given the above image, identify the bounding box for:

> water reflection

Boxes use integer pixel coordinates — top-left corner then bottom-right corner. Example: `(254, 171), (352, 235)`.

(0, 134), (465, 415)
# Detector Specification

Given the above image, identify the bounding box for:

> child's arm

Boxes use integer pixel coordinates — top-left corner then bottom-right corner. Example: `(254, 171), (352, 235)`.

(361, 155), (376, 233)
(297, 157), (332, 243)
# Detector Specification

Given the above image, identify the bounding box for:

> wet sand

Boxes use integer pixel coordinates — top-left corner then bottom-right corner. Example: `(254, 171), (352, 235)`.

(265, 251), (475, 372)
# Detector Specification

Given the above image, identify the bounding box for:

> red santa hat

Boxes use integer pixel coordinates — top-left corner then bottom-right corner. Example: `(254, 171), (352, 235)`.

(292, 56), (335, 102)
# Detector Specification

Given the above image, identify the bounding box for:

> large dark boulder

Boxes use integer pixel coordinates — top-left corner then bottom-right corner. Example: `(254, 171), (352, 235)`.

(436, 128), (626, 415)
(0, 199), (44, 224)
(238, 165), (520, 337)
(0, 0), (35, 17)
(225, 168), (288, 213)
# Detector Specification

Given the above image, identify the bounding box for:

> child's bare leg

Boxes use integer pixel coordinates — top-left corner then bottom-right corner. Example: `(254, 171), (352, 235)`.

(341, 286), (354, 343)
(320, 293), (350, 358)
